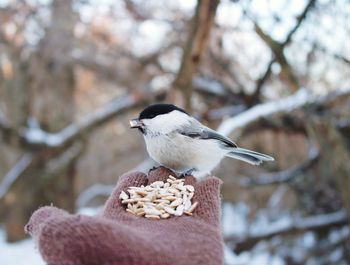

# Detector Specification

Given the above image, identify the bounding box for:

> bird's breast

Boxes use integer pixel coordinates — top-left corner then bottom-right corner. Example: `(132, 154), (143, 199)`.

(144, 133), (224, 173)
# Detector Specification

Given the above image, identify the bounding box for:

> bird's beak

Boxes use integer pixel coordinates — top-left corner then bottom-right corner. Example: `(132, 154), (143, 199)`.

(130, 118), (143, 129)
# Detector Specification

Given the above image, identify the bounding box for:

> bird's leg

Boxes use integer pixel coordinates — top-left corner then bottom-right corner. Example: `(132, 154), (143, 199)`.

(179, 169), (195, 178)
(148, 166), (160, 175)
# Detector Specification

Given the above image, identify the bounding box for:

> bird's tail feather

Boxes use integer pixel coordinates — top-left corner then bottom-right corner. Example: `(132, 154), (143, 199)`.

(225, 147), (274, 165)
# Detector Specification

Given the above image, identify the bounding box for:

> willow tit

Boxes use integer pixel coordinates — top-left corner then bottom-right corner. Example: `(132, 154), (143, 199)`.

(130, 104), (274, 178)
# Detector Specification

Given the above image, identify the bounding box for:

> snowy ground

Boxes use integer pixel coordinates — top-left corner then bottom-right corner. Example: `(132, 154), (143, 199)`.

(0, 228), (45, 265)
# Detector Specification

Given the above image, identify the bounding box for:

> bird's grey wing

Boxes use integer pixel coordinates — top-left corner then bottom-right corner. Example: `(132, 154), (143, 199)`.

(177, 119), (237, 148)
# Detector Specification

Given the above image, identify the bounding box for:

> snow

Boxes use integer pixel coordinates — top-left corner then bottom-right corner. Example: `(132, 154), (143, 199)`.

(217, 88), (311, 137)
(22, 94), (136, 148)
(217, 87), (350, 137)
(222, 202), (249, 236)
(0, 228), (45, 265)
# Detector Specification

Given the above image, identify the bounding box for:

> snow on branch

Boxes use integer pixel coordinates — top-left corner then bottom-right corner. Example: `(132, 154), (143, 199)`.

(217, 87), (350, 137)
(0, 154), (33, 200)
(226, 210), (349, 254)
(21, 93), (142, 148)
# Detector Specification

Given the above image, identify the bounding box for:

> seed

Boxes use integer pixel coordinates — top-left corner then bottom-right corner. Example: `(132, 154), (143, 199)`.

(136, 210), (145, 216)
(120, 175), (197, 219)
(126, 208), (136, 215)
(163, 206), (176, 214)
(145, 186), (153, 192)
(169, 175), (177, 181)
(170, 198), (183, 207)
(135, 198), (152, 202)
(174, 205), (184, 216)
(172, 179), (184, 184)
(184, 198), (192, 211)
(161, 213), (170, 219)
(185, 185), (195, 192)
(162, 196), (177, 201)
(150, 181), (164, 188)
(154, 199), (171, 204)
(158, 193), (175, 198)
(136, 190), (148, 196)
(119, 191), (129, 200)
(145, 214), (160, 220)
(187, 201), (198, 213)
(176, 182), (186, 192)
(121, 199), (136, 204)
(168, 188), (178, 194)
(144, 206), (162, 216)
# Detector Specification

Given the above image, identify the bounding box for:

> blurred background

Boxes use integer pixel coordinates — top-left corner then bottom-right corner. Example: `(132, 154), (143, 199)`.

(0, 0), (350, 264)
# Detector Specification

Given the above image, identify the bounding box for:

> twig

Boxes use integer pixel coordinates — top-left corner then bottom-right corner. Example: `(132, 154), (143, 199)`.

(251, 0), (316, 98)
(0, 154), (33, 199)
(225, 210), (349, 254)
(239, 148), (319, 187)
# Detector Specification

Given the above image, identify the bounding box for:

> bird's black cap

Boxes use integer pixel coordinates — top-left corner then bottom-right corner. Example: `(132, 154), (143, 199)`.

(139, 104), (187, 119)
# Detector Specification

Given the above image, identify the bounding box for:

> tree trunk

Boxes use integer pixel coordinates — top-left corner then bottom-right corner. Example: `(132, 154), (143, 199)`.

(0, 0), (78, 241)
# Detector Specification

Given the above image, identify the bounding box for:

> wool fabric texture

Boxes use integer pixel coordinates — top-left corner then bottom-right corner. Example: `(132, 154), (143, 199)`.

(25, 167), (224, 265)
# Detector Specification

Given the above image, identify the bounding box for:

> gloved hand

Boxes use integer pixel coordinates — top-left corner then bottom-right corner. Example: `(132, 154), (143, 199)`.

(25, 167), (224, 265)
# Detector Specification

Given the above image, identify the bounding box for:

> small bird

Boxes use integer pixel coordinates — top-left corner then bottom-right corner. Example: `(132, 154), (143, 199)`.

(130, 104), (274, 178)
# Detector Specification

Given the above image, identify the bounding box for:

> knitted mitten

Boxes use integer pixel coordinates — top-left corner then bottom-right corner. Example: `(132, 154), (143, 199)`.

(25, 167), (224, 265)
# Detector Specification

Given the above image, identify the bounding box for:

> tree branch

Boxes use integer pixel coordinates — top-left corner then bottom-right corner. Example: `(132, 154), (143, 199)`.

(0, 154), (33, 200)
(21, 93), (144, 148)
(251, 0), (316, 97)
(226, 210), (348, 254)
(239, 148), (319, 187)
(172, 0), (219, 111)
(0, 93), (146, 149)
(217, 87), (350, 138)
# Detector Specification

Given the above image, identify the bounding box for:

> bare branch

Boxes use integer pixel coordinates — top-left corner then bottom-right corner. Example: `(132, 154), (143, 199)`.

(226, 210), (348, 254)
(239, 148), (319, 187)
(252, 0), (316, 97)
(285, 0), (317, 43)
(217, 87), (350, 138)
(0, 154), (33, 200)
(172, 0), (219, 111)
(20, 93), (144, 148)
(314, 43), (350, 65)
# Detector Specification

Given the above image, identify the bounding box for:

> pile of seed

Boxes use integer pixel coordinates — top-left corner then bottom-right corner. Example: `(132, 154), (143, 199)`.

(119, 175), (198, 219)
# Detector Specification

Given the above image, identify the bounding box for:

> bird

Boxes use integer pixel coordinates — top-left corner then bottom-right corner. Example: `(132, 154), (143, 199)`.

(130, 103), (274, 178)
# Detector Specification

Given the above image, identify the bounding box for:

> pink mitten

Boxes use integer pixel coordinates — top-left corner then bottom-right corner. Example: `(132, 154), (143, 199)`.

(25, 167), (224, 265)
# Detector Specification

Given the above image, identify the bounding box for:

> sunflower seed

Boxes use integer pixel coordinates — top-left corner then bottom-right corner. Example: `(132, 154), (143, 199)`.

(120, 175), (198, 219)
(119, 191), (129, 200)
